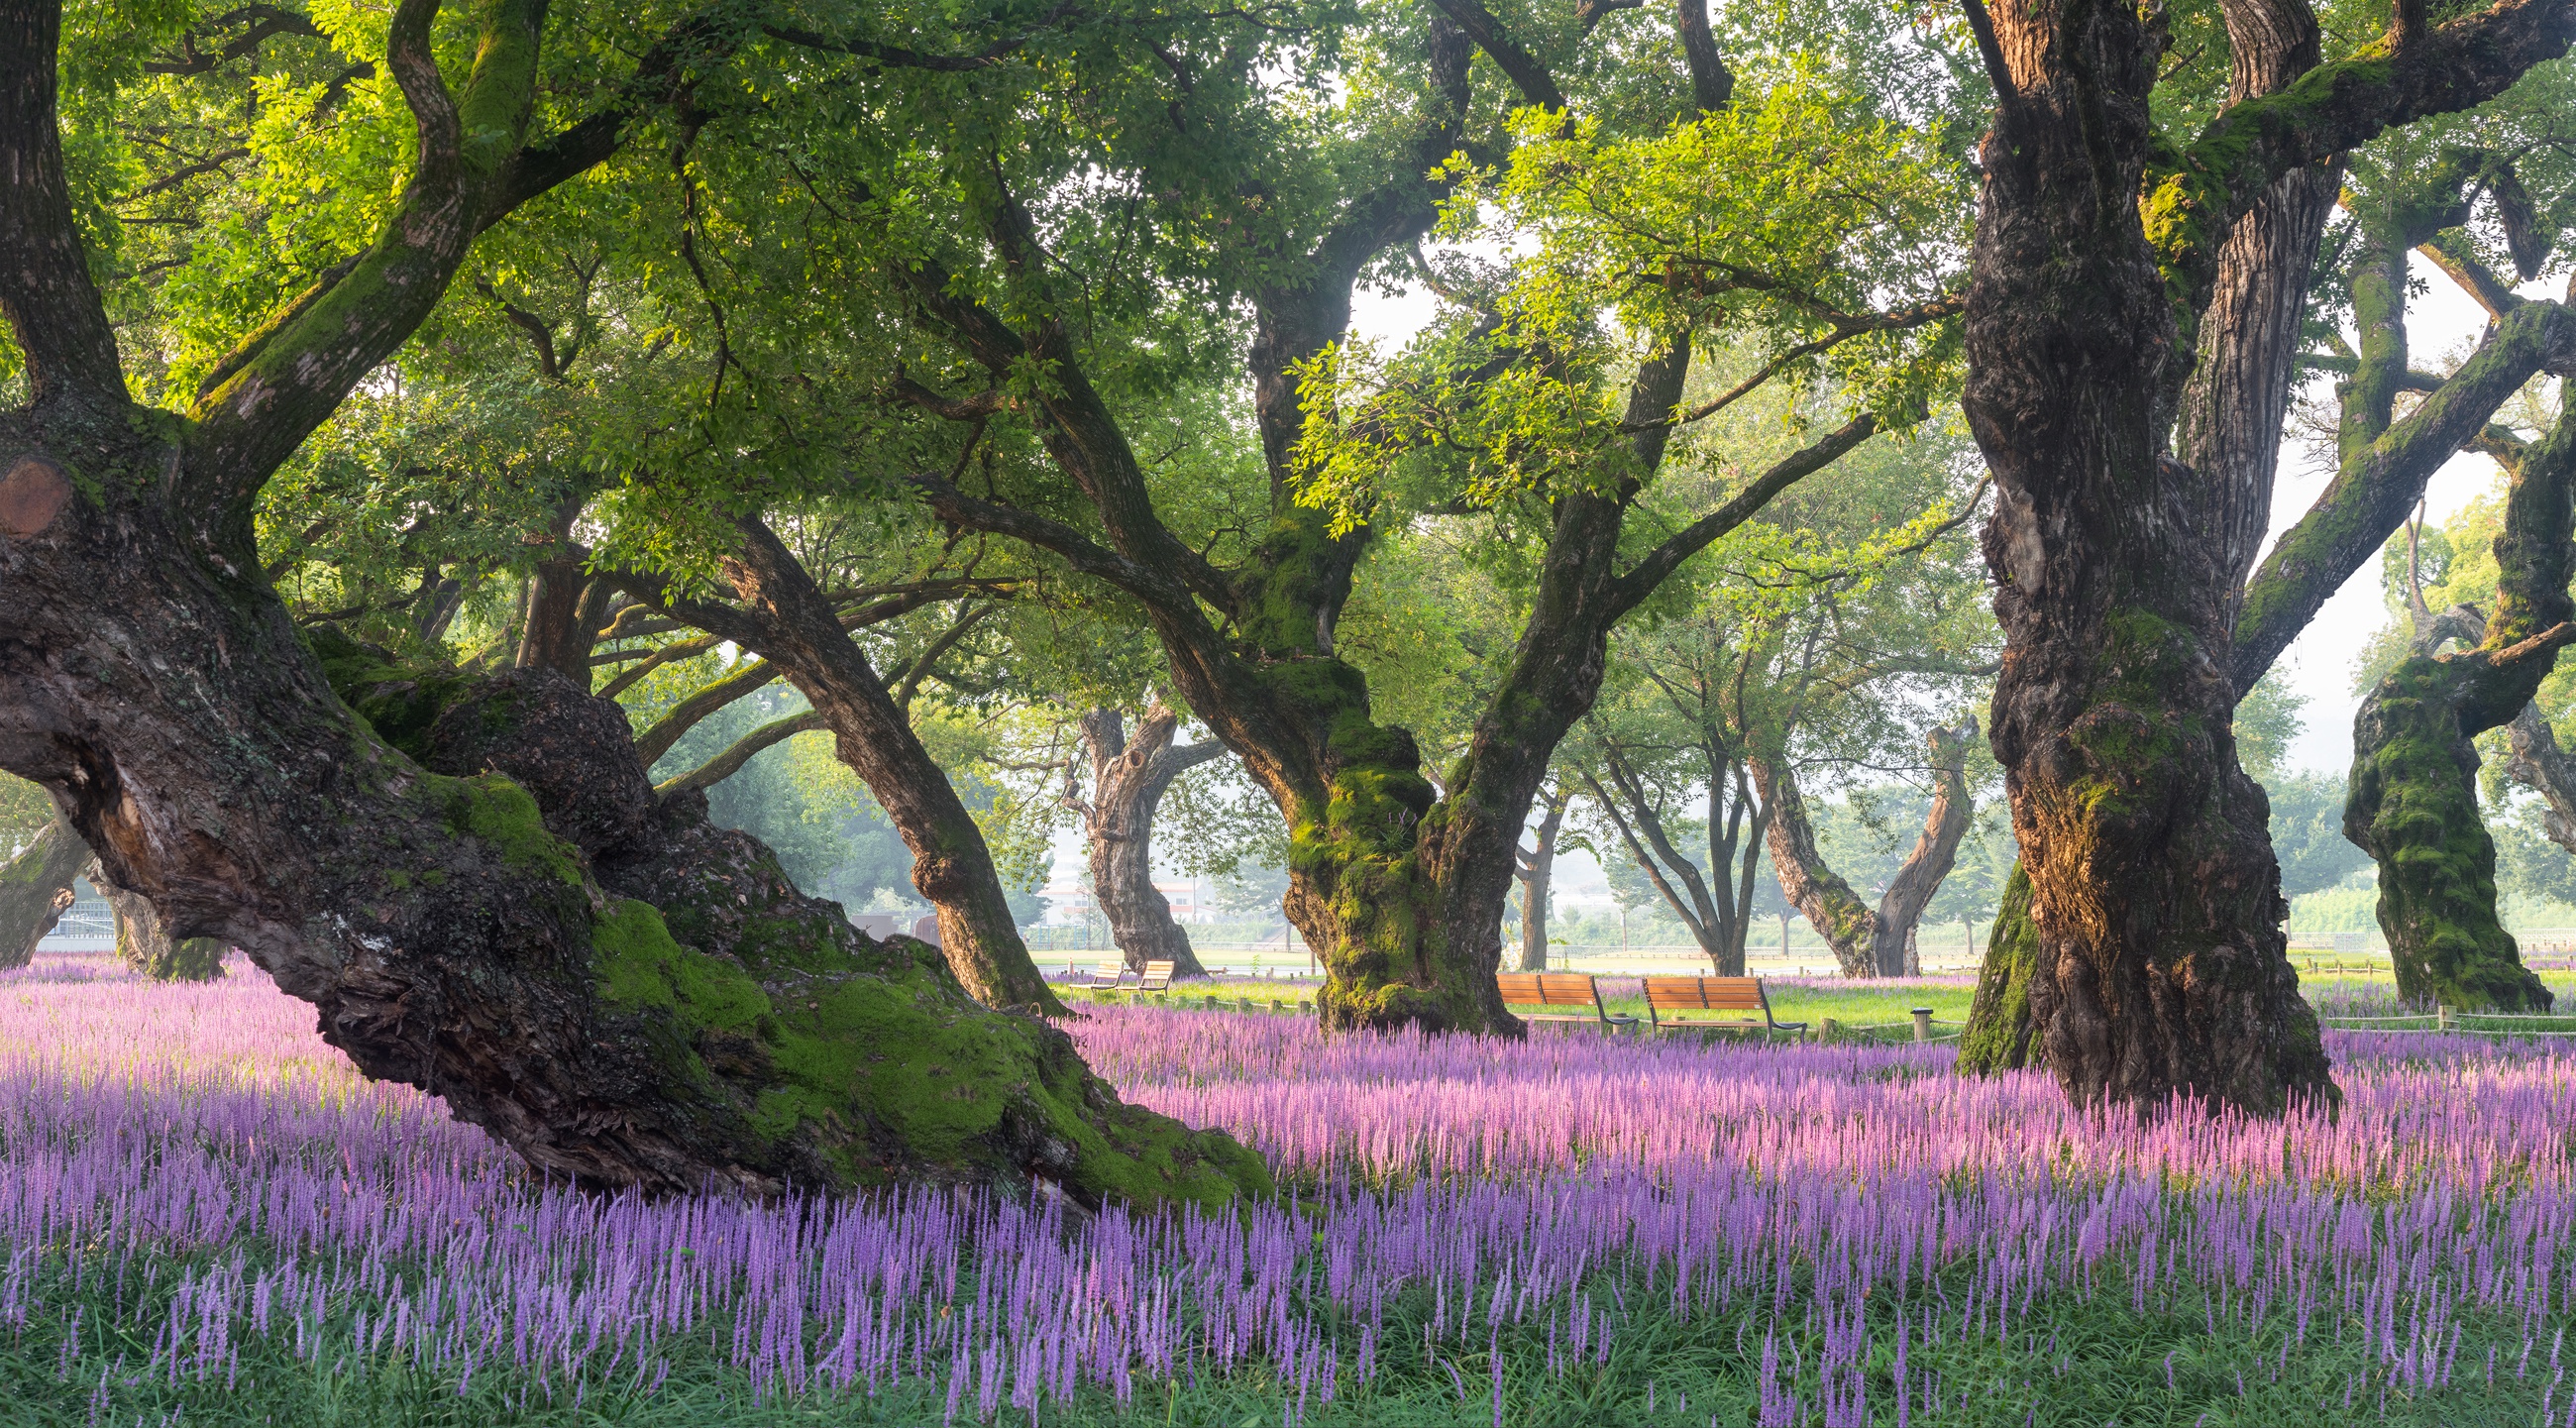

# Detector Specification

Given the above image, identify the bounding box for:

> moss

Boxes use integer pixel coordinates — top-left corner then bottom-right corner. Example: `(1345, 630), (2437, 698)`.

(1957, 864), (2040, 1074)
(438, 772), (583, 887)
(305, 626), (475, 762)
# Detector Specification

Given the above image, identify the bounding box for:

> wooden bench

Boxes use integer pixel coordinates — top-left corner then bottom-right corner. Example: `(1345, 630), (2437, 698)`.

(1138, 959), (1177, 993)
(1639, 976), (1806, 1040)
(1496, 972), (1635, 1031)
(1080, 960), (1131, 990)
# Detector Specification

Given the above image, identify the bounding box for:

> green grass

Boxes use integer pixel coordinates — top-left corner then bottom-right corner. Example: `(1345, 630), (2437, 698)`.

(4, 1243), (2561, 1426)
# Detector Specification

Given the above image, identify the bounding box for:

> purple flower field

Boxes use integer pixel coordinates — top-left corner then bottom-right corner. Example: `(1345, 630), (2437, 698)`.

(5, 954), (2576, 1424)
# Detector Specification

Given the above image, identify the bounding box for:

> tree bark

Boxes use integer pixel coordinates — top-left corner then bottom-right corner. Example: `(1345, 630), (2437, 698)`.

(640, 518), (1066, 1015)
(0, 0), (1257, 1207)
(1963, 0), (2317, 1113)
(1752, 755), (1877, 977)
(1073, 706), (1222, 977)
(1866, 718), (1978, 976)
(1511, 783), (1570, 972)
(2344, 404), (2576, 1011)
(2506, 705), (2576, 853)
(0, 820), (86, 970)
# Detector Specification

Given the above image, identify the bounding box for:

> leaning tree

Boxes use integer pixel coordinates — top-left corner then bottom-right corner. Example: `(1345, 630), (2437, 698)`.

(1953, 0), (2576, 1110)
(0, 0), (1263, 1206)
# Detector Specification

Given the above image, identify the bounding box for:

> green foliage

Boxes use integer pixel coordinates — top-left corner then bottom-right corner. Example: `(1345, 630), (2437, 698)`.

(0, 773), (54, 856)
(2267, 772), (2374, 898)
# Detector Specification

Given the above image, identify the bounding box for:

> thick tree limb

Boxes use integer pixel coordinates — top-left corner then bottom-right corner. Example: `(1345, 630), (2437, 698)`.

(633, 658), (778, 769)
(1426, 0), (1564, 110)
(2233, 298), (2576, 691)
(2144, 0), (2576, 321)
(184, 0), (543, 507)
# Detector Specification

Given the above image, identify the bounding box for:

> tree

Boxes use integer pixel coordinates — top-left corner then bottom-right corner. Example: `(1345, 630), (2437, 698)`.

(1510, 779), (1575, 972)
(0, 0), (1262, 1207)
(0, 821), (86, 970)
(1760, 716), (1978, 976)
(2343, 399), (2574, 1009)
(1953, 0), (2576, 1110)
(881, 0), (1970, 1032)
(1067, 703), (1227, 976)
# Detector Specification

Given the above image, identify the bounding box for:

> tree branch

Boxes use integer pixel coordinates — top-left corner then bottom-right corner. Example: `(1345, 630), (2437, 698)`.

(183, 0), (545, 508)
(655, 709), (825, 796)
(1609, 413), (1880, 615)
(2146, 0), (2576, 320)
(1427, 0), (1565, 110)
(633, 658), (779, 769)
(2233, 298), (2576, 690)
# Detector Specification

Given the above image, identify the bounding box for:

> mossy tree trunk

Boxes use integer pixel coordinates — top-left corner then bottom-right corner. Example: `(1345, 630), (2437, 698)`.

(0, 820), (87, 970)
(639, 518), (1066, 1016)
(1954, 0), (2575, 1112)
(0, 0), (1259, 1208)
(1754, 718), (1976, 978)
(2344, 399), (2576, 1011)
(1072, 705), (1221, 978)
(1511, 783), (1570, 973)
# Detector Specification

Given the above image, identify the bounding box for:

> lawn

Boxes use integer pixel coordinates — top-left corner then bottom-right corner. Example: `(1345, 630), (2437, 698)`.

(6, 952), (2576, 1425)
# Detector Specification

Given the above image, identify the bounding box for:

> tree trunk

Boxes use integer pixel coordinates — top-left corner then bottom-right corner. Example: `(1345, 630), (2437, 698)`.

(94, 863), (227, 981)
(0, 819), (86, 970)
(1865, 718), (1978, 975)
(1581, 748), (1752, 975)
(1074, 706), (1221, 977)
(1753, 754), (1877, 977)
(1959, 0), (2352, 1114)
(514, 497), (606, 678)
(1512, 783), (1569, 972)
(645, 518), (1066, 1015)
(2343, 404), (2576, 1011)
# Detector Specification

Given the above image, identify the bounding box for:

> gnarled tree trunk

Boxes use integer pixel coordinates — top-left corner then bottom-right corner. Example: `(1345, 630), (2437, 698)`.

(1072, 705), (1221, 977)
(0, 820), (87, 969)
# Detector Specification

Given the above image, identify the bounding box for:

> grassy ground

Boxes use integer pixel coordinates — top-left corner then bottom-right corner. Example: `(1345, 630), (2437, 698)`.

(5, 1244), (2561, 1426)
(1092, 966), (2576, 1045)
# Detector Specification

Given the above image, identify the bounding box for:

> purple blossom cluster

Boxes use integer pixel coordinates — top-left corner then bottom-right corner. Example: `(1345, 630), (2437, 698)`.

(3, 954), (2575, 1423)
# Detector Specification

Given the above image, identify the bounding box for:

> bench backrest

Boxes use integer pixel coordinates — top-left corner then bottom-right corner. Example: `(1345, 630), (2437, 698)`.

(1139, 959), (1176, 988)
(1095, 961), (1125, 977)
(1496, 972), (1603, 1008)
(1641, 976), (1769, 1013)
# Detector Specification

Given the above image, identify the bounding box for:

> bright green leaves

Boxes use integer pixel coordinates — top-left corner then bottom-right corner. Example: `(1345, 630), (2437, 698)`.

(1288, 64), (1968, 535)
